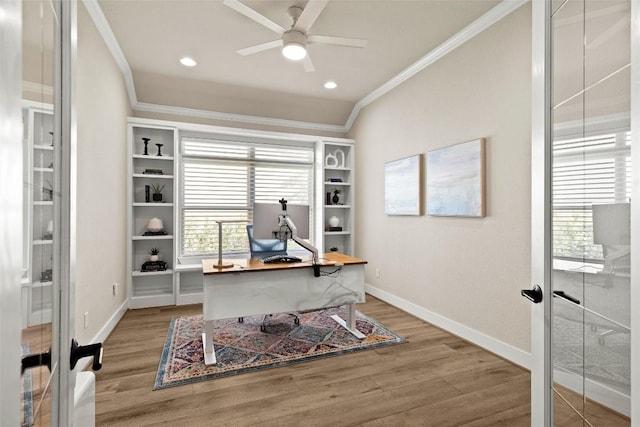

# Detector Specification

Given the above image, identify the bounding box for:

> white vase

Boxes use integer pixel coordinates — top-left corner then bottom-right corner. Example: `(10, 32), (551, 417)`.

(149, 254), (159, 262)
(147, 217), (164, 233)
(328, 216), (340, 228)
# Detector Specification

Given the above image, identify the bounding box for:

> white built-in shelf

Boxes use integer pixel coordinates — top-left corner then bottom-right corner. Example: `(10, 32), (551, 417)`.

(324, 205), (351, 209)
(132, 269), (174, 277)
(133, 154), (174, 161)
(132, 235), (174, 240)
(324, 181), (351, 186)
(324, 231), (351, 235)
(34, 167), (54, 173)
(32, 281), (53, 288)
(34, 144), (54, 151)
(34, 201), (54, 206)
(133, 202), (174, 207)
(133, 173), (174, 179)
(325, 166), (350, 171)
(33, 239), (53, 245)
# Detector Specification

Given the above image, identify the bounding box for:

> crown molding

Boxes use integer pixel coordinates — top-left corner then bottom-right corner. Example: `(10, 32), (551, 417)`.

(82, 0), (524, 134)
(23, 81), (54, 97)
(133, 102), (347, 134)
(344, 0), (528, 131)
(82, 0), (137, 106)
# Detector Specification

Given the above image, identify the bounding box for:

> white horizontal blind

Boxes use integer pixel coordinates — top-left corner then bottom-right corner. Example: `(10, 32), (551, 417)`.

(181, 137), (314, 256)
(553, 131), (631, 260)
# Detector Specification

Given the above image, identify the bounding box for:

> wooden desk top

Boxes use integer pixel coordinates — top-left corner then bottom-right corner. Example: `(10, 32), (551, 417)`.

(202, 252), (367, 275)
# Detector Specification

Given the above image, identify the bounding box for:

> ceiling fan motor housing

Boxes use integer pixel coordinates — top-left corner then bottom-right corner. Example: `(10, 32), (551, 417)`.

(283, 29), (307, 48)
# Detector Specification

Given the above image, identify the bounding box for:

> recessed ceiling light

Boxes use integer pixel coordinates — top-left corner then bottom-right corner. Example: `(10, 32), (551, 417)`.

(180, 57), (197, 67)
(324, 81), (337, 89)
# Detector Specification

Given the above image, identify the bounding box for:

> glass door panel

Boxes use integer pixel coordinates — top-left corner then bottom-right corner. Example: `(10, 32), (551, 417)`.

(22, 1), (56, 425)
(551, 0), (631, 424)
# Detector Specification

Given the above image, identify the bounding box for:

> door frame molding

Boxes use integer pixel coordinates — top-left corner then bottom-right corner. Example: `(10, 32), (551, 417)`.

(631, 0), (640, 424)
(530, 0), (553, 425)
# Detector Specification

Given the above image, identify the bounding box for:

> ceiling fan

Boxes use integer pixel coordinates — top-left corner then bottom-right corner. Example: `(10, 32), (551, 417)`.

(222, 0), (368, 72)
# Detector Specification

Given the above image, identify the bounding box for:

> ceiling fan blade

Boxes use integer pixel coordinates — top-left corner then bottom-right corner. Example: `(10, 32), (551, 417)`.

(238, 39), (283, 56)
(294, 0), (329, 33)
(302, 55), (315, 72)
(307, 35), (368, 48)
(223, 0), (286, 34)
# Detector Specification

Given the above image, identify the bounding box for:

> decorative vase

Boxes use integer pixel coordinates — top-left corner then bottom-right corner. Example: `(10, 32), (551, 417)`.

(149, 254), (159, 262)
(146, 217), (164, 232)
(329, 216), (340, 228)
(152, 193), (162, 202)
(332, 191), (340, 204)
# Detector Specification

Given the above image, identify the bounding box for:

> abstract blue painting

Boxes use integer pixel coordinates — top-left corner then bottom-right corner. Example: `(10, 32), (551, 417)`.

(384, 154), (423, 215)
(426, 138), (485, 217)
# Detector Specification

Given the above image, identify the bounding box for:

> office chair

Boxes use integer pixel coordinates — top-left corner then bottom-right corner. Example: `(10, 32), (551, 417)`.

(242, 225), (300, 332)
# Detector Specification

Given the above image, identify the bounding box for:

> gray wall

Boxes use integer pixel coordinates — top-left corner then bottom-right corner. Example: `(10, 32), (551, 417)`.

(348, 5), (533, 353)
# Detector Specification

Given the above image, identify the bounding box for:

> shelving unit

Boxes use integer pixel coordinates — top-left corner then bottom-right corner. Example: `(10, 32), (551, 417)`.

(22, 104), (55, 327)
(322, 141), (355, 255)
(127, 120), (177, 308)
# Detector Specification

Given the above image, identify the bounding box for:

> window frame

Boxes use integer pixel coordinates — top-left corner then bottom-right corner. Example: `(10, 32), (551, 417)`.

(177, 133), (316, 263)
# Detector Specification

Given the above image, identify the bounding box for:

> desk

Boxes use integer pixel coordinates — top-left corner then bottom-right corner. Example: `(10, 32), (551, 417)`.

(201, 253), (367, 365)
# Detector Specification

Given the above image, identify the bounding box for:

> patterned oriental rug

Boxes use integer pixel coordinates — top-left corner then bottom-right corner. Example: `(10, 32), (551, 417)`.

(154, 307), (406, 390)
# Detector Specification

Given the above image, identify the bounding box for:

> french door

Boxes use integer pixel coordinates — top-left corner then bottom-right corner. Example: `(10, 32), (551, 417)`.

(530, 0), (637, 425)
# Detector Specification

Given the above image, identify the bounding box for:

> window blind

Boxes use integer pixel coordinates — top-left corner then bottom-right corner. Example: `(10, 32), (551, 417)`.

(181, 137), (314, 257)
(552, 131), (631, 260)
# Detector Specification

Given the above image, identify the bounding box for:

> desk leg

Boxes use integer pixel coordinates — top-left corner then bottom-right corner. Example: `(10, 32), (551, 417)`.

(202, 320), (217, 365)
(331, 304), (366, 340)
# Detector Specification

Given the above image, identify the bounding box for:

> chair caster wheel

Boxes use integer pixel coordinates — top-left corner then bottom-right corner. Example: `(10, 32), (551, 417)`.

(238, 317), (244, 323)
(260, 325), (266, 333)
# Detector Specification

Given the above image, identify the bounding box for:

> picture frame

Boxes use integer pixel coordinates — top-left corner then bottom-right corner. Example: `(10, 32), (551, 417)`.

(384, 154), (424, 216)
(426, 138), (486, 217)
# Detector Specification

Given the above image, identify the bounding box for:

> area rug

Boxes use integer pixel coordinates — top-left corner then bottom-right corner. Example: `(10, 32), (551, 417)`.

(154, 306), (406, 389)
(22, 343), (34, 427)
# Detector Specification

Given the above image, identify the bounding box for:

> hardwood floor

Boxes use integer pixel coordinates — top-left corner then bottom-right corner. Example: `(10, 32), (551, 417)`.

(94, 295), (628, 426)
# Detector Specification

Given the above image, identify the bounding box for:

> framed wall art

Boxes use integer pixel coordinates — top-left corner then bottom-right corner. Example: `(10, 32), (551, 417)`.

(426, 138), (486, 217)
(384, 154), (423, 216)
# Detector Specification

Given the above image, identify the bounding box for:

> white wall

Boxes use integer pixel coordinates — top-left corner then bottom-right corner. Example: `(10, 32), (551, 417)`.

(348, 5), (533, 354)
(75, 3), (131, 344)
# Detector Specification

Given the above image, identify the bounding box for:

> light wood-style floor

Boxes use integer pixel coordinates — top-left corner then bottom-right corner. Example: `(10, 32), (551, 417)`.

(94, 295), (629, 426)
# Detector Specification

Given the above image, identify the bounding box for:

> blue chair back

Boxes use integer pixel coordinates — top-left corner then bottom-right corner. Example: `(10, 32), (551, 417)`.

(246, 225), (287, 259)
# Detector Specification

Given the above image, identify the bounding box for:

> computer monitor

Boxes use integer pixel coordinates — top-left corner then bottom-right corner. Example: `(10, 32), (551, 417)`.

(252, 202), (310, 240)
(592, 203), (630, 245)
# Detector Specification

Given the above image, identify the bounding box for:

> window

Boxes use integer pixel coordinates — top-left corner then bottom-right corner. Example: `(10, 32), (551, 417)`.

(180, 137), (314, 258)
(553, 130), (631, 261)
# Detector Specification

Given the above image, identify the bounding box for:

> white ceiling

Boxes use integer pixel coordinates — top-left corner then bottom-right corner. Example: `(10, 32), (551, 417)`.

(95, 0), (504, 127)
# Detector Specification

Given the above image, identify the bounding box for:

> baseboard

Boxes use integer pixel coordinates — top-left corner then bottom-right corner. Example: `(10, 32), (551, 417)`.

(77, 300), (128, 374)
(555, 369), (630, 417)
(365, 283), (532, 369)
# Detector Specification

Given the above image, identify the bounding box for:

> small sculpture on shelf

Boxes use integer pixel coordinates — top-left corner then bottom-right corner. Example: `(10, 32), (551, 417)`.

(43, 179), (54, 201)
(142, 137), (150, 155)
(43, 220), (54, 240)
(144, 217), (166, 236)
(156, 143), (163, 156)
(332, 189), (340, 205)
(151, 184), (165, 202)
(327, 215), (342, 232)
(40, 269), (53, 282)
(49, 131), (54, 146)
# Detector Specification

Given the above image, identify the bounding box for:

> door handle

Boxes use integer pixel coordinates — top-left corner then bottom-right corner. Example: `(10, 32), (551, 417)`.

(70, 339), (103, 371)
(552, 290), (580, 305)
(521, 285), (543, 303)
(21, 349), (51, 374)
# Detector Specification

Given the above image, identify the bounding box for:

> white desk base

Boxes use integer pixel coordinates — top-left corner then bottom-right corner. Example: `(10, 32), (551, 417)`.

(202, 262), (366, 366)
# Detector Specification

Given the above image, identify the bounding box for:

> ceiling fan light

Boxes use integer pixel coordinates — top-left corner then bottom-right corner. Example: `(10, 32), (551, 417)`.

(282, 43), (306, 60)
